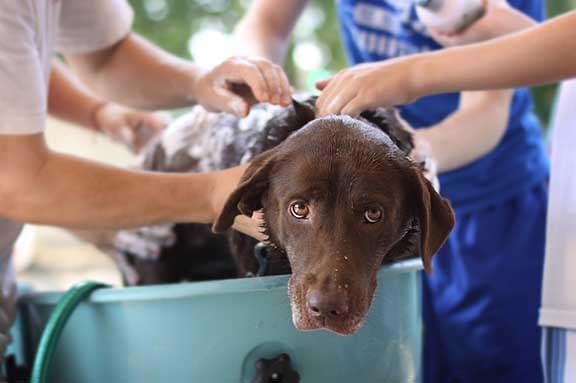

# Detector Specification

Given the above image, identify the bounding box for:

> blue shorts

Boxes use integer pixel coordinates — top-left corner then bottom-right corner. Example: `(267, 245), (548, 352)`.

(423, 182), (547, 383)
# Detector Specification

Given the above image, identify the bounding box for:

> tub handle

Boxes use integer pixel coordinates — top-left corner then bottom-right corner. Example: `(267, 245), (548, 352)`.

(252, 353), (300, 383)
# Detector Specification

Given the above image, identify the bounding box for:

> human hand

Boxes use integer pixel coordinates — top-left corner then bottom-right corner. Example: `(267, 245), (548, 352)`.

(193, 56), (292, 117)
(210, 164), (267, 241)
(316, 58), (420, 117)
(428, 0), (534, 47)
(232, 212), (267, 242)
(94, 103), (167, 153)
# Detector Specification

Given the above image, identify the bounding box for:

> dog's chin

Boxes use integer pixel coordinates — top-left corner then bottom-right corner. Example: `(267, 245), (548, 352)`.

(288, 277), (372, 336)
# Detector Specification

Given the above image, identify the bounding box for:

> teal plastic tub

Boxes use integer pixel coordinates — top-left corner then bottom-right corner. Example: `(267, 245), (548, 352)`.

(14, 259), (422, 383)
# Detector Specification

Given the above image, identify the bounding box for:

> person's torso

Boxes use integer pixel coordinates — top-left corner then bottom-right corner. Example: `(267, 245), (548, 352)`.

(335, 0), (550, 212)
(540, 79), (576, 329)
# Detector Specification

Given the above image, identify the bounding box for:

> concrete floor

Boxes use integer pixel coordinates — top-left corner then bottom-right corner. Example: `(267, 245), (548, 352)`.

(15, 118), (137, 291)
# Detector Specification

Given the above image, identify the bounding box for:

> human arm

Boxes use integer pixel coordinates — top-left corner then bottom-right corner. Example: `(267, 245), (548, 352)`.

(317, 31), (516, 172)
(48, 60), (166, 152)
(415, 90), (512, 172)
(429, 0), (537, 46)
(316, 11), (576, 112)
(64, 33), (291, 116)
(234, 0), (309, 63)
(412, 10), (576, 95)
(408, 0), (533, 172)
(0, 134), (264, 239)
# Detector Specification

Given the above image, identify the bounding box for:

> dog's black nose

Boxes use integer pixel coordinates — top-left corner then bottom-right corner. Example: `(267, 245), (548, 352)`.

(306, 289), (349, 319)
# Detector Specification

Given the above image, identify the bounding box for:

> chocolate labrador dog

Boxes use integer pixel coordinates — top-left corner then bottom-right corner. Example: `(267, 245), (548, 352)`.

(110, 97), (455, 335)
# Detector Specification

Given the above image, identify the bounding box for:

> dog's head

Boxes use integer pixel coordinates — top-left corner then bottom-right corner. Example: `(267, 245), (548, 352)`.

(214, 99), (454, 335)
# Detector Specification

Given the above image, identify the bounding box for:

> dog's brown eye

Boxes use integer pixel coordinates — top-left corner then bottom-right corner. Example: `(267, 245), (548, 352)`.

(364, 207), (382, 223)
(289, 200), (310, 219)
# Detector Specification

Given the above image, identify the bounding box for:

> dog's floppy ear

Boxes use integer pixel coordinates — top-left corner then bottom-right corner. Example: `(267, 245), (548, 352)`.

(260, 97), (316, 151)
(292, 97), (316, 126)
(408, 166), (455, 274)
(360, 108), (414, 155)
(212, 149), (279, 233)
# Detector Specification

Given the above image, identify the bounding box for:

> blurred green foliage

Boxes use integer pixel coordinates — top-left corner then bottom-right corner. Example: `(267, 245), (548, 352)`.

(130, 0), (244, 59)
(129, 0), (571, 127)
(128, 0), (346, 90)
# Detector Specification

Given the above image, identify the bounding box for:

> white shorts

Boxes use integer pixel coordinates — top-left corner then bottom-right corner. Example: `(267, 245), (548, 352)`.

(543, 327), (576, 383)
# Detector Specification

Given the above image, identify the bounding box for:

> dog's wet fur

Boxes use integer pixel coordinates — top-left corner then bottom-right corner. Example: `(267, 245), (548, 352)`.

(117, 97), (455, 335)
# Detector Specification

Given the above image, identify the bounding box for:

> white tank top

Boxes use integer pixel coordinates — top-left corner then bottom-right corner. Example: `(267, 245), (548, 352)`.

(539, 79), (576, 329)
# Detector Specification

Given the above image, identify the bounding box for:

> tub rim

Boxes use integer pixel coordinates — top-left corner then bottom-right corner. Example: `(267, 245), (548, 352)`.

(18, 259), (422, 305)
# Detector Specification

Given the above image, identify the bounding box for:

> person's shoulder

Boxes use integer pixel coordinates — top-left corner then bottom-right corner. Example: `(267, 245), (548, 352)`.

(57, 0), (134, 54)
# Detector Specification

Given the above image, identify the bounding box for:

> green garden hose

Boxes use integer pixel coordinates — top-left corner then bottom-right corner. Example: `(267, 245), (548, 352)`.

(30, 281), (109, 383)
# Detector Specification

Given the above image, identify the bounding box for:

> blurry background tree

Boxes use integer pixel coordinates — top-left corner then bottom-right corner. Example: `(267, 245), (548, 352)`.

(129, 0), (572, 128)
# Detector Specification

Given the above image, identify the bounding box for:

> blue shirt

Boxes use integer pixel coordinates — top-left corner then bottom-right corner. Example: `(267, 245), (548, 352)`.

(336, 0), (550, 213)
